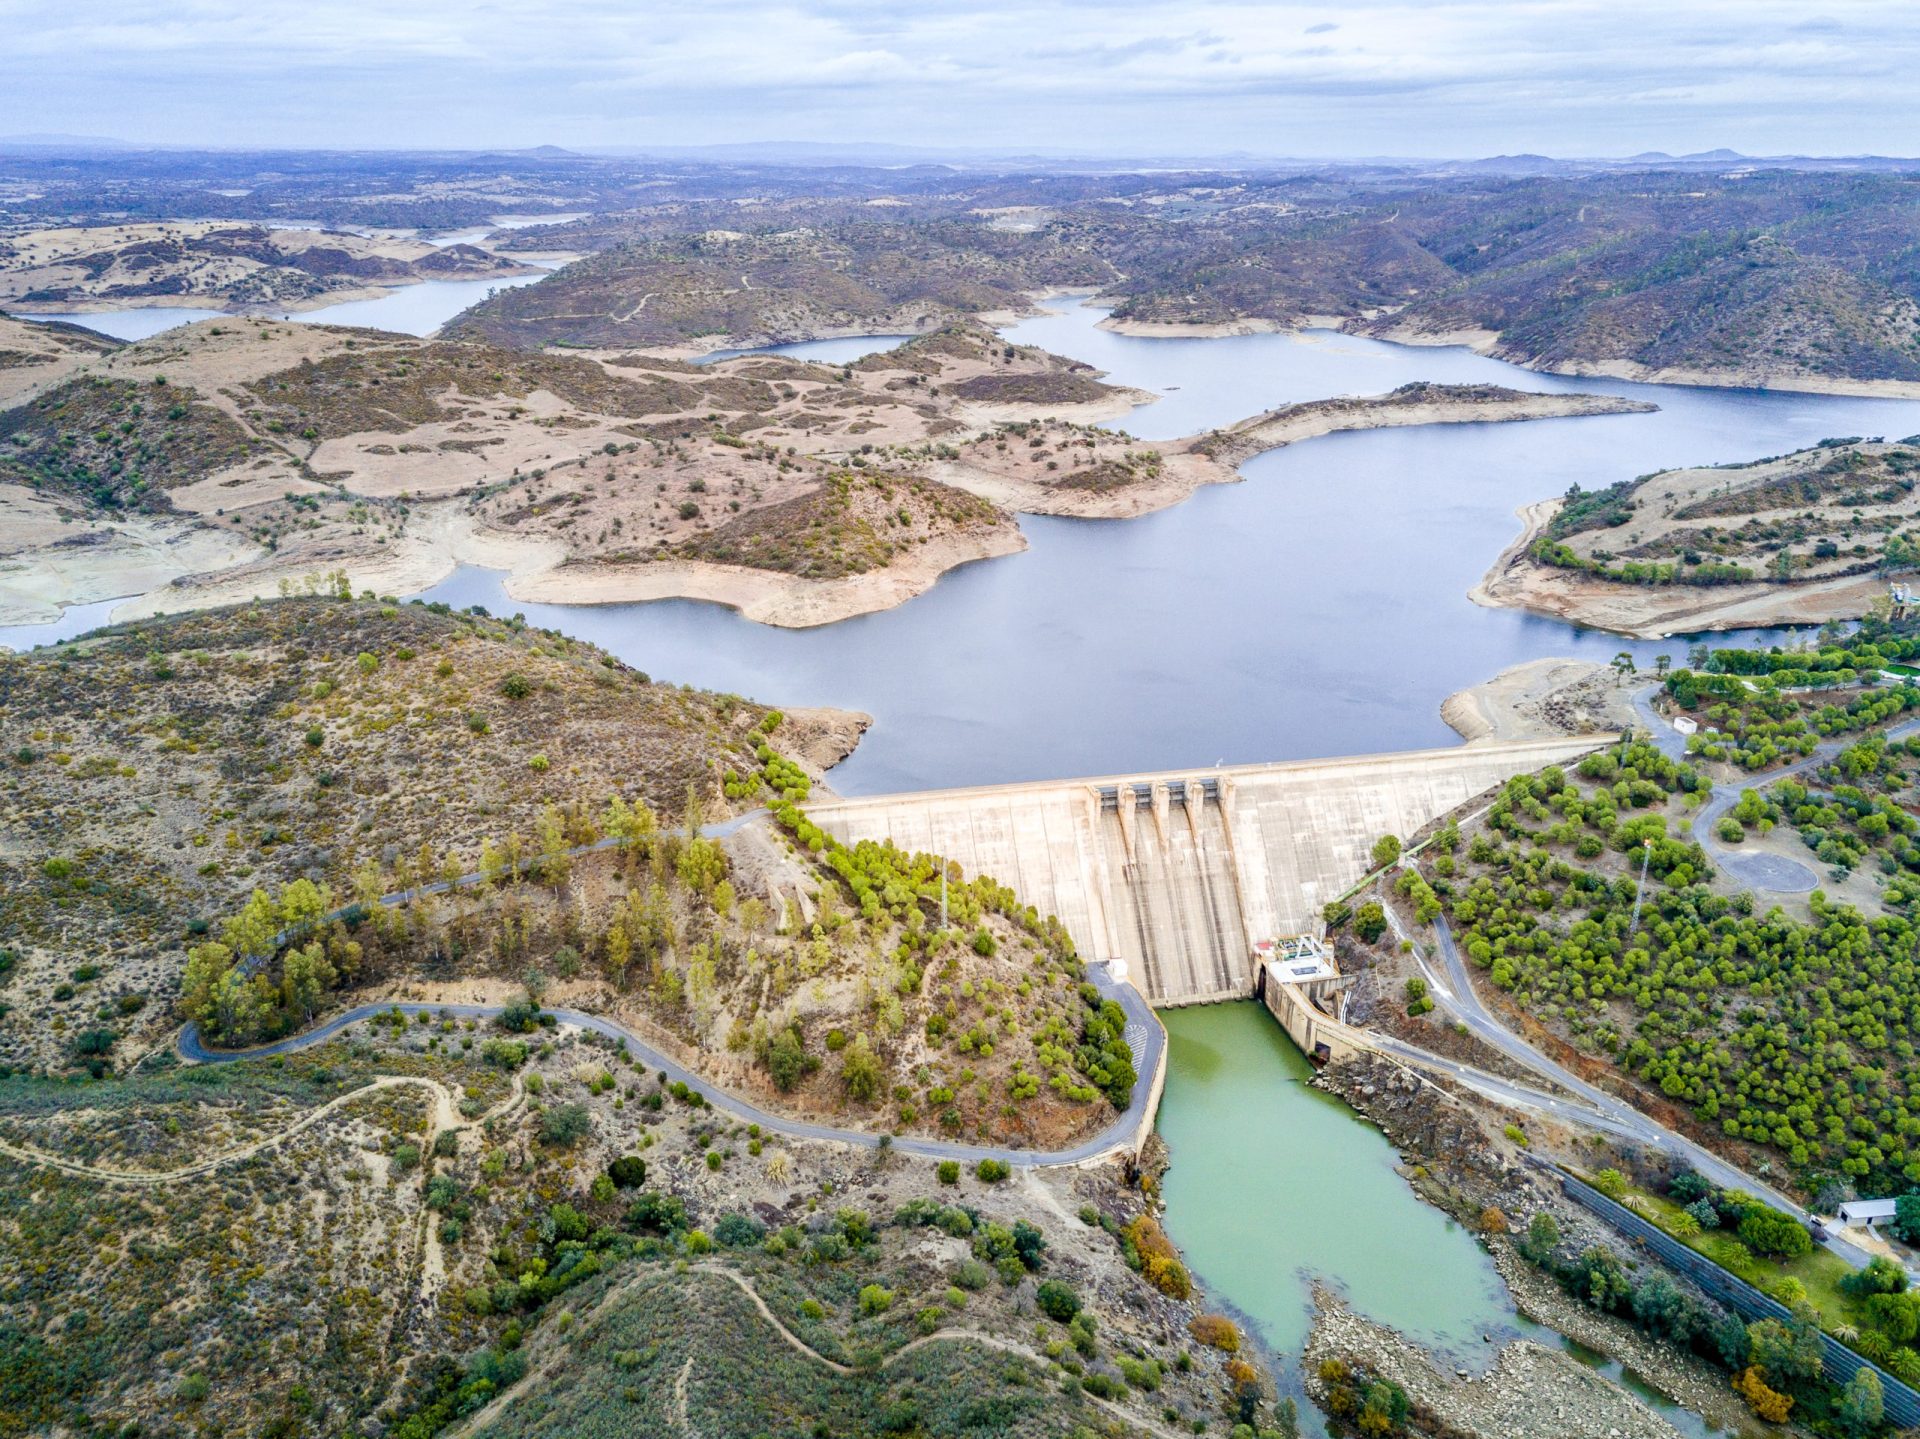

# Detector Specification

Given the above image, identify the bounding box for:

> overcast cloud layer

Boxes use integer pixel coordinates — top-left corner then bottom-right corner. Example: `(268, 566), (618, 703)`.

(1, 0), (1913, 157)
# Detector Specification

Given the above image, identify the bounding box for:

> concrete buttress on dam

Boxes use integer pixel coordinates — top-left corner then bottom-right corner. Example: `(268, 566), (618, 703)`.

(809, 737), (1606, 1006)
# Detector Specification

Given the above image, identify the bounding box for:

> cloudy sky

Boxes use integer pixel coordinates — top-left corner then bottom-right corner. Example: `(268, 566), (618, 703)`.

(1, 0), (1912, 157)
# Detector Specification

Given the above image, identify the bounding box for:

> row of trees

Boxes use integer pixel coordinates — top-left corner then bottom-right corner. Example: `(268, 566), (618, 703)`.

(1518, 1205), (1886, 1431)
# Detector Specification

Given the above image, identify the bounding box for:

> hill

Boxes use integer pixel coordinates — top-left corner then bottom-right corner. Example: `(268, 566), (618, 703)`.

(0, 994), (1242, 1439)
(444, 221), (1114, 352)
(1475, 436), (1920, 635)
(0, 316), (1160, 628)
(0, 222), (535, 314)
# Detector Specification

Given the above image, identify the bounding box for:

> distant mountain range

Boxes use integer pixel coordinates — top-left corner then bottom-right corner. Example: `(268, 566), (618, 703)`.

(3, 134), (1919, 174)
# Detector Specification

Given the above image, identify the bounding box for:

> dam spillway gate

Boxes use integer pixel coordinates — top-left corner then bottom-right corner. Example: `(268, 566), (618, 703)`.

(808, 736), (1607, 1006)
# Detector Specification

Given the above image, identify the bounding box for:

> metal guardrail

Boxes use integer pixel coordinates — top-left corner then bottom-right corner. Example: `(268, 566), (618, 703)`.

(1559, 1172), (1920, 1428)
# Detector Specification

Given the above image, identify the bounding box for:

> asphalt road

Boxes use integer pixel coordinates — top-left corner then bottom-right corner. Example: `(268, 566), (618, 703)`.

(180, 959), (1164, 1170)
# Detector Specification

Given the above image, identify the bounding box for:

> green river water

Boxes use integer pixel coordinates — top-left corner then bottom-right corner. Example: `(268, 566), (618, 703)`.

(1153, 1003), (1729, 1437)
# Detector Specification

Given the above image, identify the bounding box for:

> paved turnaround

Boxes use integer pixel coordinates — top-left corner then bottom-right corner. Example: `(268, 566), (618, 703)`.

(180, 961), (1164, 1170)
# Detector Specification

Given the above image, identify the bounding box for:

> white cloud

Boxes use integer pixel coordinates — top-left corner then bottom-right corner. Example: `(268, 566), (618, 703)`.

(0, 0), (1914, 155)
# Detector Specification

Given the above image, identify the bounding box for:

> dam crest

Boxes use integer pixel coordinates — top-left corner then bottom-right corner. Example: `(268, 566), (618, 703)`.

(810, 736), (1607, 1006)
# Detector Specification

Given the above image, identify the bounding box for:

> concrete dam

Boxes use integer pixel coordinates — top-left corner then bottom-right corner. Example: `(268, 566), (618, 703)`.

(810, 736), (1605, 1006)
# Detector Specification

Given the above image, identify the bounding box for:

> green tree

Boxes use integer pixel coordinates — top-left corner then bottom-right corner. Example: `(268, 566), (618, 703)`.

(1747, 1318), (1823, 1385)
(180, 941), (234, 1023)
(767, 1026), (808, 1092)
(1520, 1210), (1561, 1262)
(280, 942), (336, 1025)
(540, 1103), (593, 1149)
(209, 967), (267, 1043)
(1370, 833), (1402, 870)
(840, 1033), (882, 1102)
(1738, 1209), (1812, 1259)
(221, 888), (281, 959)
(1036, 1280), (1080, 1322)
(1894, 1194), (1920, 1245)
(1838, 1367), (1884, 1436)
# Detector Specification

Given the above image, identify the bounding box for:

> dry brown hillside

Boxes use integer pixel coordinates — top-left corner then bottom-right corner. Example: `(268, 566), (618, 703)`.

(0, 596), (822, 1072)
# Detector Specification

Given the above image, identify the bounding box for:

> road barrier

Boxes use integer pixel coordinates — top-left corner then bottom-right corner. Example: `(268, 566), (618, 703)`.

(1559, 1173), (1920, 1428)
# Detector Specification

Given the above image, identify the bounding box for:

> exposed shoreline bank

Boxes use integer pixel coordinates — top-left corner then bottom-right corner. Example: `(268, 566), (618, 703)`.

(1363, 316), (1920, 401)
(1439, 657), (1637, 745)
(1470, 498), (1888, 638)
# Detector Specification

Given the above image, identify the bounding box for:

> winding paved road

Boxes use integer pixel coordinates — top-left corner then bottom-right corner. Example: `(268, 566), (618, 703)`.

(179, 960), (1164, 1170)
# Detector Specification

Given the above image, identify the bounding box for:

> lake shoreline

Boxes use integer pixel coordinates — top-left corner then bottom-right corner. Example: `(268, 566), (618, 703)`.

(1471, 498), (1894, 638)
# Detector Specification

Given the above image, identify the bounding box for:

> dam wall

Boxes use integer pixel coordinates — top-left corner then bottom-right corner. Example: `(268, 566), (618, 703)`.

(810, 736), (1607, 1005)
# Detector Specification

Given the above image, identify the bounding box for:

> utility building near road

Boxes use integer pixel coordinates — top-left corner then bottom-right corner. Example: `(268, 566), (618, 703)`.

(1837, 1199), (1901, 1229)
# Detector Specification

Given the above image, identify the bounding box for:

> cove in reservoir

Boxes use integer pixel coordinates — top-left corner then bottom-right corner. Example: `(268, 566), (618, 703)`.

(412, 299), (1920, 795)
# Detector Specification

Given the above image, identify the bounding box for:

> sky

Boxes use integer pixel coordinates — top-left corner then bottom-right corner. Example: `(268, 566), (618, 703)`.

(1, 0), (1915, 158)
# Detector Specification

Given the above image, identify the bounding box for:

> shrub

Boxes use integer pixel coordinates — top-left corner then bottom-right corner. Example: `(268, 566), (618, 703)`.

(625, 1191), (687, 1234)
(1123, 1215), (1191, 1299)
(540, 1103), (592, 1149)
(1733, 1367), (1793, 1423)
(975, 1158), (1009, 1183)
(1036, 1280), (1081, 1322)
(1189, 1314), (1240, 1352)
(714, 1212), (765, 1247)
(952, 1259), (993, 1291)
(936, 1159), (960, 1185)
(857, 1283), (894, 1315)
(1738, 1209), (1812, 1259)
(607, 1155), (648, 1189)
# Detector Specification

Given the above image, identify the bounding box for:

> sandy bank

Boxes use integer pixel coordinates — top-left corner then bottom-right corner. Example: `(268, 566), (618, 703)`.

(1306, 1292), (1682, 1439)
(1471, 499), (1886, 638)
(1094, 310), (1358, 339)
(932, 450), (1233, 520)
(1364, 317), (1920, 401)
(1441, 658), (1634, 745)
(936, 386), (1655, 526)
(506, 526), (1029, 628)
(1201, 386), (1656, 468)
(950, 383), (1159, 429)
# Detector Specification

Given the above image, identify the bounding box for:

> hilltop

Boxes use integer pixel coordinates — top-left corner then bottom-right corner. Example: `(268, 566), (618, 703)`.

(0, 315), (1148, 628)
(1475, 436), (1920, 635)
(0, 596), (1146, 1163)
(0, 222), (535, 314)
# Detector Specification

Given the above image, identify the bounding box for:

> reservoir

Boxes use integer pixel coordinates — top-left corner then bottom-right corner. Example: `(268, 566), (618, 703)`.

(1, 295), (1841, 1429)
(410, 300), (1920, 795)
(15, 269), (550, 341)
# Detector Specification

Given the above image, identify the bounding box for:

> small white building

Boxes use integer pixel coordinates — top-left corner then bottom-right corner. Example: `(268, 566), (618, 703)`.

(1837, 1198), (1900, 1229)
(1671, 715), (1699, 737)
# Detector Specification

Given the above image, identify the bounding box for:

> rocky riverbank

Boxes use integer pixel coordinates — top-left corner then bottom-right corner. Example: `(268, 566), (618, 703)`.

(1470, 498), (1891, 638)
(1312, 1054), (1781, 1439)
(1440, 657), (1635, 745)
(1305, 1292), (1685, 1439)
